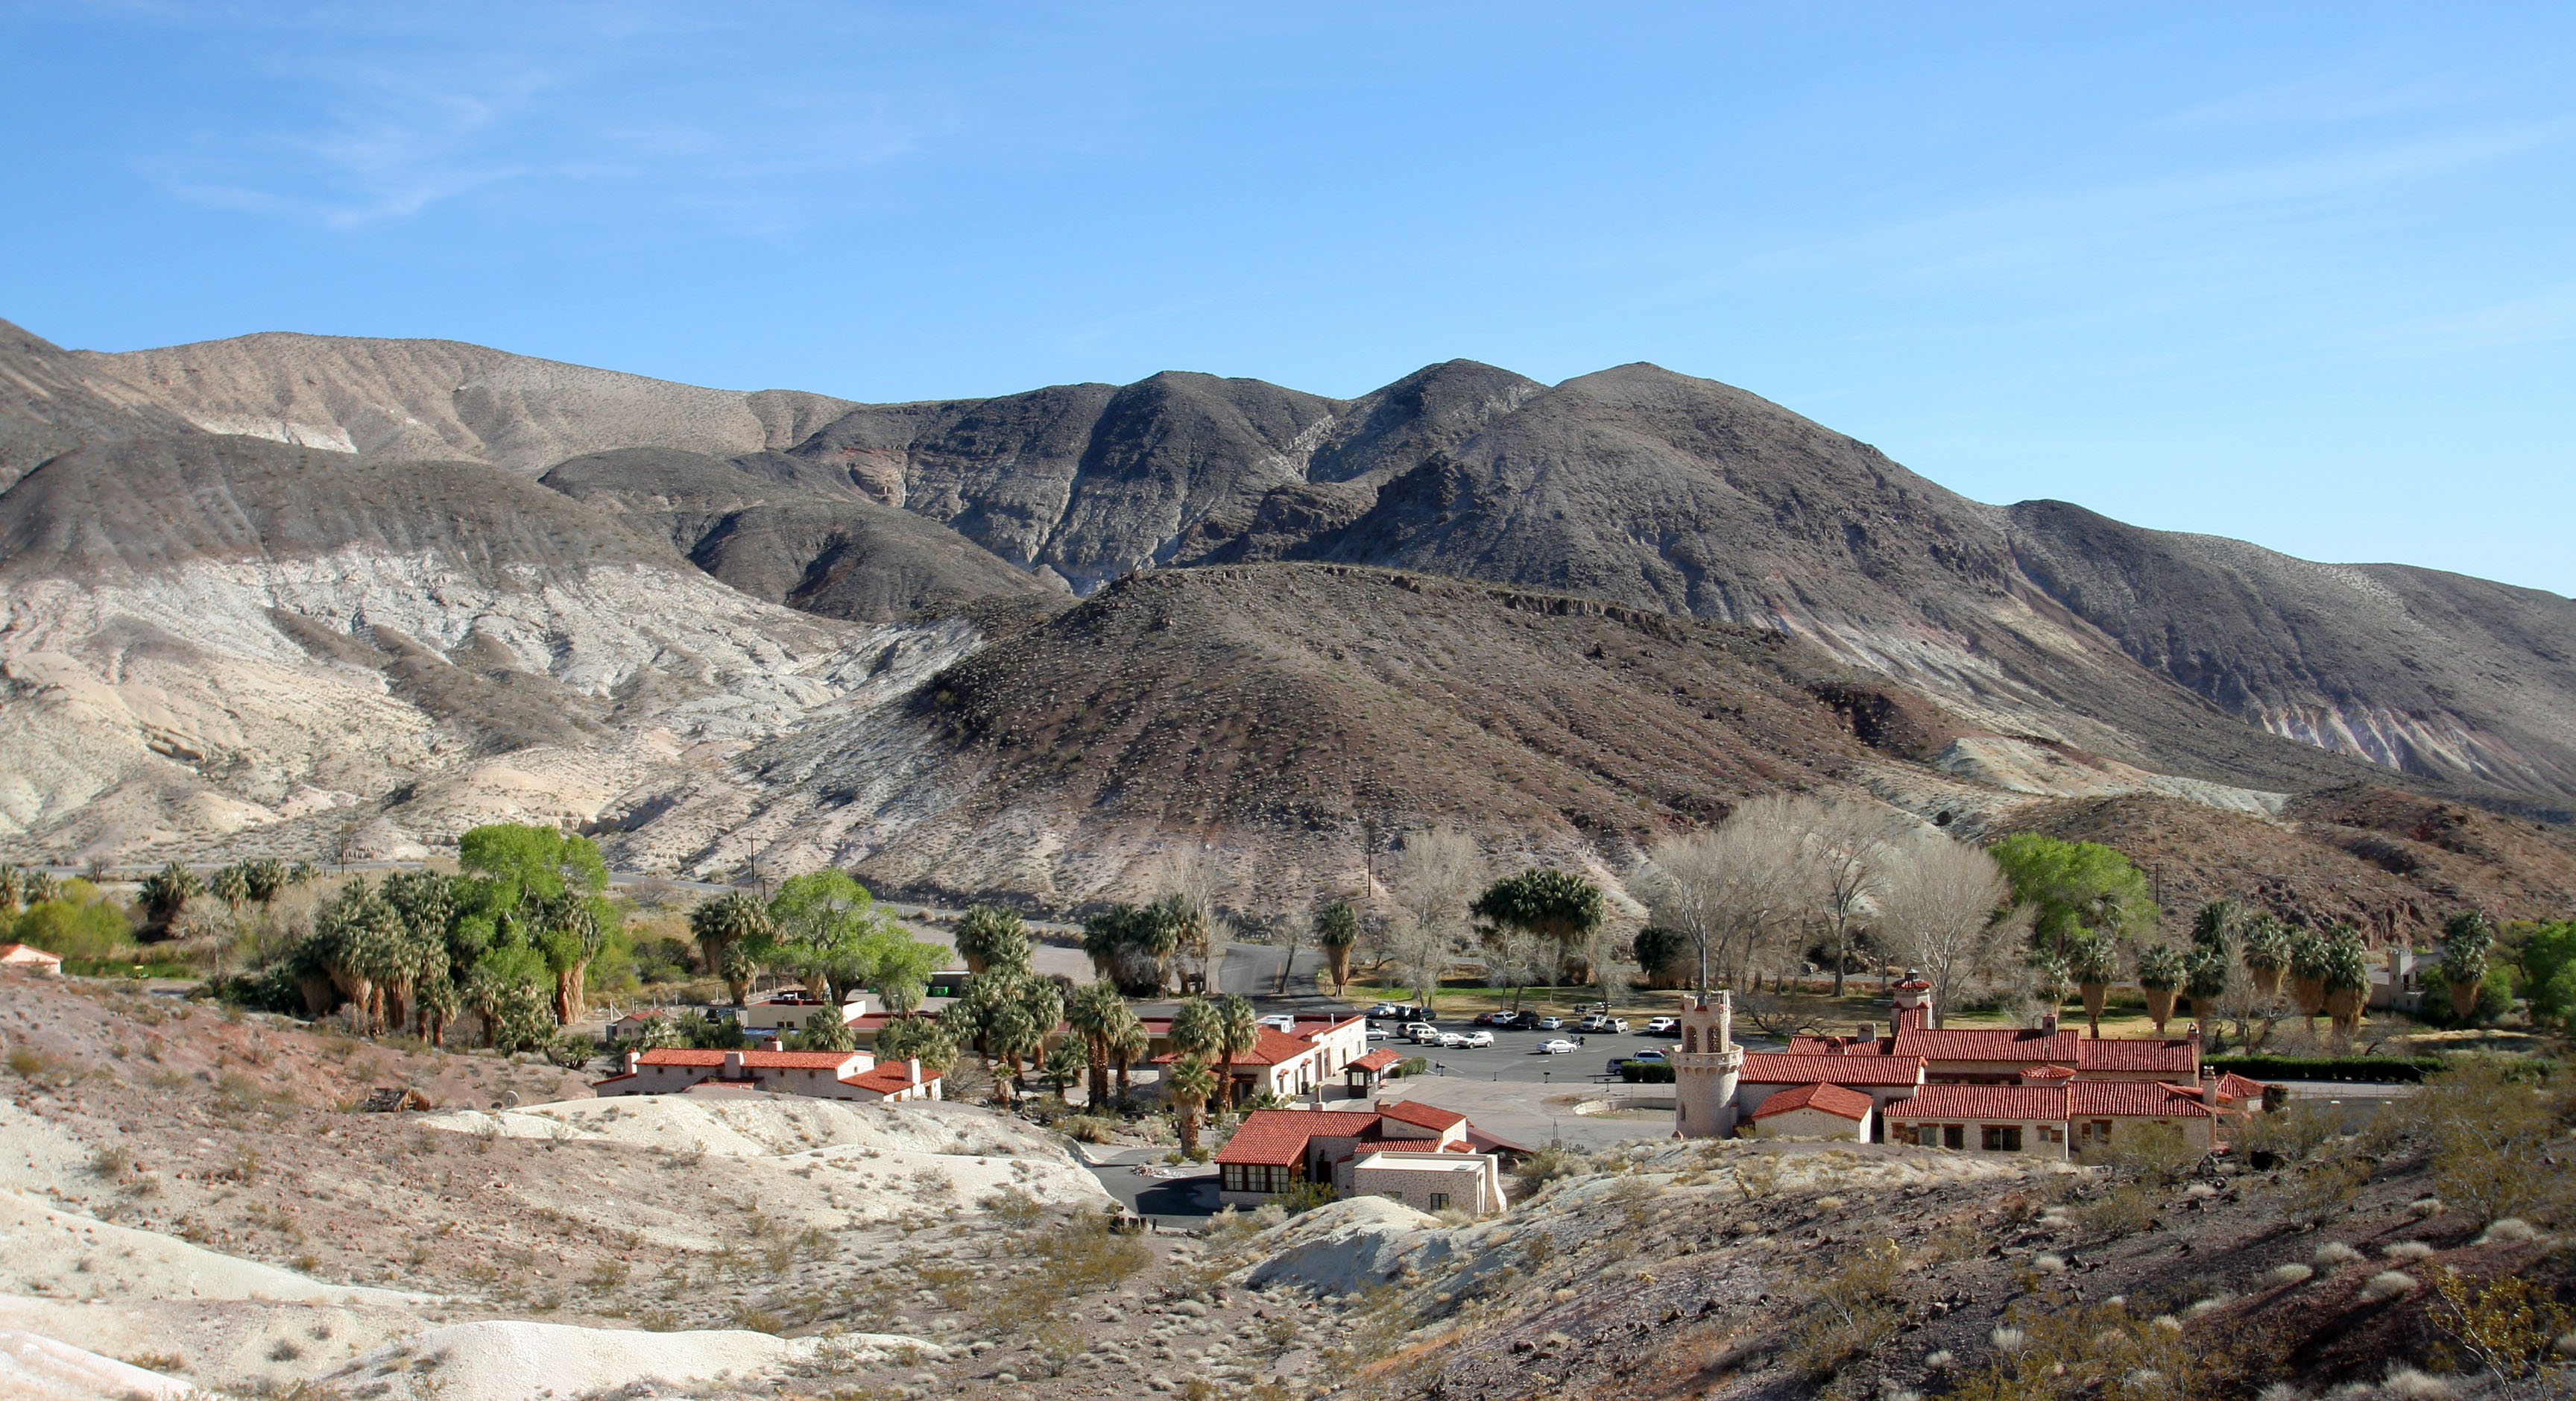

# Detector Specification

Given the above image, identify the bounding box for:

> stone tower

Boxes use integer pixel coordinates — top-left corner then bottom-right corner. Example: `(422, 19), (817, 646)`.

(1672, 989), (1744, 1139)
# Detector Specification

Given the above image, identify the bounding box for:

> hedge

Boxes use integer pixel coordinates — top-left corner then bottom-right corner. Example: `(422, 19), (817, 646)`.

(63, 959), (194, 980)
(2206, 1054), (2446, 1083)
(1616, 1061), (1676, 1083)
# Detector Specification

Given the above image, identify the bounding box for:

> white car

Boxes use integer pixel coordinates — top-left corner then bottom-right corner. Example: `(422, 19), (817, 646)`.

(1404, 1022), (1442, 1043)
(1536, 1038), (1578, 1055)
(1437, 1031), (1468, 1049)
(1455, 1030), (1494, 1049)
(1643, 1016), (1681, 1036)
(1365, 1024), (1393, 1039)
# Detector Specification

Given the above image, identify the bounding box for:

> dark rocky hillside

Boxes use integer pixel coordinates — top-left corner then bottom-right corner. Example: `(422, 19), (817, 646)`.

(540, 446), (1061, 623)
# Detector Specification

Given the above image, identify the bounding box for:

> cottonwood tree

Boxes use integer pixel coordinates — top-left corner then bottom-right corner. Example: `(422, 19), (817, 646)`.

(1808, 800), (1900, 996)
(1872, 834), (2015, 1027)
(1989, 833), (2158, 962)
(1638, 798), (1810, 993)
(1154, 846), (1228, 993)
(1386, 829), (1482, 1006)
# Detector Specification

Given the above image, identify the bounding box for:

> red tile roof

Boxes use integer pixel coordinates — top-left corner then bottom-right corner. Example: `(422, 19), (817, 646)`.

(1377, 1099), (1467, 1132)
(842, 1062), (938, 1094)
(2074, 1038), (2199, 1073)
(1891, 1027), (2087, 1062)
(1349, 1048), (1404, 1072)
(635, 1048), (866, 1069)
(1885, 1084), (2071, 1121)
(1785, 1034), (1895, 1055)
(1215, 1109), (1383, 1166)
(2020, 1064), (2077, 1081)
(2069, 1080), (2214, 1118)
(2213, 1072), (2269, 1102)
(1750, 1081), (1874, 1121)
(1885, 1081), (2216, 1121)
(1155, 1026), (1323, 1068)
(1737, 1054), (1926, 1087)
(0, 943), (63, 964)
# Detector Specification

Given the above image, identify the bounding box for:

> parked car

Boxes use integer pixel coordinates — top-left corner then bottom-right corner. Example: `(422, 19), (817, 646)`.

(1456, 1030), (1494, 1048)
(1365, 1024), (1393, 1039)
(1578, 1014), (1628, 1033)
(1532, 1016), (1565, 1031)
(1404, 1022), (1442, 1043)
(1368, 1003), (1405, 1018)
(1643, 1016), (1681, 1035)
(1628, 1048), (1667, 1062)
(1536, 1038), (1578, 1055)
(1472, 1011), (1515, 1027)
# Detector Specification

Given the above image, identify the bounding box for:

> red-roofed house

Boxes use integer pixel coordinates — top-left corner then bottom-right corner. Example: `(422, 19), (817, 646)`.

(1884, 1077), (2217, 1156)
(1215, 1105), (1496, 1211)
(1746, 1082), (1875, 1139)
(0, 943), (63, 975)
(1153, 1014), (1368, 1101)
(1678, 983), (2264, 1154)
(593, 1047), (940, 1103)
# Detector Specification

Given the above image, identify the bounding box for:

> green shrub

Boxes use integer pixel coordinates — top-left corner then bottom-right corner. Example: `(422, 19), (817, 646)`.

(2206, 1055), (2443, 1083)
(1274, 1180), (1339, 1216)
(1615, 1060), (1676, 1083)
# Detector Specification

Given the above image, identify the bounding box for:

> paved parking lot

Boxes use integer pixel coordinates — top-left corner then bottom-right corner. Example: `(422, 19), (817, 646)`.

(1360, 1016), (1782, 1086)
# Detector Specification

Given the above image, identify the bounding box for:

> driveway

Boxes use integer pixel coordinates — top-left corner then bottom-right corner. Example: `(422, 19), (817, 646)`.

(1082, 1147), (1222, 1226)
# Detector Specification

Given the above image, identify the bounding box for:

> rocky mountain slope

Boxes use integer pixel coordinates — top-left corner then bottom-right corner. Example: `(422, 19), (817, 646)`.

(7, 315), (2573, 924)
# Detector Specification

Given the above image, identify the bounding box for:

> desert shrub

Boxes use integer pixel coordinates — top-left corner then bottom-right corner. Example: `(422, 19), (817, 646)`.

(2086, 1121), (2201, 1183)
(1026, 1211), (1149, 1293)
(2273, 1158), (2370, 1228)
(2384, 1056), (2576, 1226)
(2425, 1262), (2576, 1379)
(1275, 1180), (1339, 1216)
(1511, 1145), (1592, 1196)
(2077, 1181), (2165, 1241)
(1056, 1114), (1118, 1143)
(1782, 1239), (1908, 1379)
(2360, 1271), (2420, 1303)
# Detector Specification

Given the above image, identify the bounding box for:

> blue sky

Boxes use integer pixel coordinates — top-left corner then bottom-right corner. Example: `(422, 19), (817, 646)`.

(4, 3), (2571, 594)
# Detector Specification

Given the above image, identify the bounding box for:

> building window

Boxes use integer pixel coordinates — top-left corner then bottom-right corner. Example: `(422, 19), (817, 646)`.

(1429, 1193), (1450, 1212)
(1982, 1125), (2024, 1152)
(2039, 1126), (2065, 1144)
(1942, 1124), (1965, 1150)
(1222, 1165), (1245, 1192)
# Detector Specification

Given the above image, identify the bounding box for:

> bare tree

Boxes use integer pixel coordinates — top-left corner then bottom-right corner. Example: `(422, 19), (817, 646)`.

(1638, 797), (1818, 993)
(1154, 846), (1230, 993)
(1872, 833), (2016, 1027)
(1808, 799), (1901, 997)
(1386, 829), (1482, 1004)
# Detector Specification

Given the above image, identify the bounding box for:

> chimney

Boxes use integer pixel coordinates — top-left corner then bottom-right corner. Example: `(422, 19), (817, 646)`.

(623, 1051), (638, 1075)
(909, 1057), (922, 1086)
(723, 1049), (746, 1078)
(2039, 1010), (2059, 1035)
(760, 1033), (782, 1052)
(2200, 1069), (2220, 1107)
(1854, 1022), (1875, 1044)
(1715, 989), (1734, 1052)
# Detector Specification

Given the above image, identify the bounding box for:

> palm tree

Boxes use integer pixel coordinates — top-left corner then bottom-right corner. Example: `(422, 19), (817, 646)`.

(1109, 1007), (1149, 1105)
(139, 863), (203, 935)
(242, 858), (290, 905)
(209, 864), (252, 908)
(2321, 925), (2371, 1035)
(529, 891), (607, 1024)
(1470, 869), (1605, 988)
(874, 1014), (959, 1074)
(2240, 913), (2291, 999)
(1065, 980), (1128, 1109)
(1216, 994), (1260, 1113)
(2068, 933), (2120, 1036)
(0, 865), (23, 915)
(955, 904), (1029, 977)
(690, 891), (772, 1005)
(1166, 1054), (1218, 1156)
(2288, 928), (2332, 1021)
(1316, 901), (1361, 995)
(1169, 996), (1223, 1068)
(2135, 943), (2187, 1034)
(2439, 910), (2493, 1020)
(793, 1007), (856, 1052)
(417, 974), (460, 1048)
